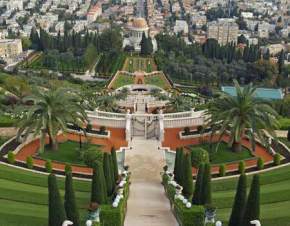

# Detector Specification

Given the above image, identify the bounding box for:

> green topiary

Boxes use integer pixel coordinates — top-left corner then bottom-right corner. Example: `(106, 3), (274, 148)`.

(91, 162), (108, 204)
(242, 174), (260, 226)
(191, 147), (209, 168)
(228, 174), (247, 226)
(65, 164), (72, 174)
(192, 163), (205, 205)
(48, 174), (66, 226)
(274, 153), (281, 166)
(238, 161), (245, 174)
(257, 157), (264, 170)
(201, 163), (212, 205)
(64, 172), (80, 226)
(26, 156), (34, 169)
(7, 151), (15, 164)
(184, 127), (190, 135)
(45, 160), (53, 173)
(182, 152), (194, 200)
(219, 164), (226, 177)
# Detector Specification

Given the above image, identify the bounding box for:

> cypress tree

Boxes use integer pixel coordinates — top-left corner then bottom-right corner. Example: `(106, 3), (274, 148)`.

(278, 49), (285, 74)
(192, 163), (205, 205)
(64, 172), (80, 226)
(109, 154), (116, 190)
(242, 174), (260, 226)
(103, 153), (114, 196)
(182, 151), (194, 200)
(48, 174), (66, 226)
(179, 148), (185, 187)
(228, 174), (247, 226)
(91, 163), (107, 204)
(111, 147), (119, 182)
(173, 148), (181, 182)
(201, 163), (212, 205)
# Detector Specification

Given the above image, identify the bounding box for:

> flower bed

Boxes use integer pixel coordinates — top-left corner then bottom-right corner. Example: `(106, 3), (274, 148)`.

(162, 173), (205, 226)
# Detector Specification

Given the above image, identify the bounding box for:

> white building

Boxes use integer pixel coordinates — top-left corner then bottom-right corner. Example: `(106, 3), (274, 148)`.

(6, 0), (23, 10)
(87, 4), (102, 23)
(0, 39), (22, 60)
(207, 18), (239, 45)
(174, 20), (189, 35)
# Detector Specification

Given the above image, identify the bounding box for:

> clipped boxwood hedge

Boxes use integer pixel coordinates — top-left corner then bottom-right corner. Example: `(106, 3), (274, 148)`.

(0, 115), (16, 127)
(162, 174), (205, 226)
(100, 178), (130, 226)
(278, 117), (290, 130)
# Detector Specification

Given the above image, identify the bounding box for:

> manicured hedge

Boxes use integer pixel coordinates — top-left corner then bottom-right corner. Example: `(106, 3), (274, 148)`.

(0, 115), (16, 127)
(278, 117), (290, 130)
(100, 177), (130, 226)
(162, 174), (205, 226)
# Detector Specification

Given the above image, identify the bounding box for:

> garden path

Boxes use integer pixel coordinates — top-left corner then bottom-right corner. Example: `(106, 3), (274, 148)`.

(124, 138), (178, 226)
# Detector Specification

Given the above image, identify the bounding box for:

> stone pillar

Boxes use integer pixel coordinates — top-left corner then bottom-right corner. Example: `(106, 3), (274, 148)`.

(126, 110), (132, 143)
(158, 110), (164, 142)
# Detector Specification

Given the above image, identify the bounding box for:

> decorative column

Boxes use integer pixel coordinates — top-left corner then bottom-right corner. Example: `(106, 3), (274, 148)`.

(158, 110), (164, 142)
(125, 110), (132, 143)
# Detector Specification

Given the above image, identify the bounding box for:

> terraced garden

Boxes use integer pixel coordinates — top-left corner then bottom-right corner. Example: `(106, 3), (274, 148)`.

(144, 73), (171, 89)
(122, 57), (156, 73)
(0, 163), (91, 226)
(211, 165), (290, 226)
(109, 73), (134, 89)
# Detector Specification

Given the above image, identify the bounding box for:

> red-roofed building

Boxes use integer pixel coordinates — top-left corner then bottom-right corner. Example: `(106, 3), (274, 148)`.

(87, 4), (102, 23)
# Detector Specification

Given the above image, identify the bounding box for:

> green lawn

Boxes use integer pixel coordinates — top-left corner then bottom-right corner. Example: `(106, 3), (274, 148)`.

(190, 142), (254, 164)
(209, 165), (290, 226)
(122, 57), (156, 72)
(0, 115), (16, 127)
(38, 141), (100, 166)
(144, 74), (168, 89)
(0, 163), (91, 226)
(110, 73), (134, 89)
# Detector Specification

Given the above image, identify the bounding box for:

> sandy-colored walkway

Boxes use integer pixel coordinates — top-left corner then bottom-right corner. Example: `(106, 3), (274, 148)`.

(124, 138), (178, 226)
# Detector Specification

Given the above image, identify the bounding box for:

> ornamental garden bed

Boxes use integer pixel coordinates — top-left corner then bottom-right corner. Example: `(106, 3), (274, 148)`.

(37, 141), (102, 166)
(188, 142), (255, 165)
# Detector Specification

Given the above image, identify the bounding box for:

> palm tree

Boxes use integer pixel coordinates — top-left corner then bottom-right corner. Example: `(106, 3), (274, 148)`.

(17, 88), (87, 152)
(206, 80), (278, 152)
(167, 91), (194, 112)
(95, 93), (118, 112)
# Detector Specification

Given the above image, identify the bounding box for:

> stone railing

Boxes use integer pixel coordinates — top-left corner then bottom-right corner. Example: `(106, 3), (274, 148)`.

(163, 116), (205, 128)
(87, 110), (126, 119)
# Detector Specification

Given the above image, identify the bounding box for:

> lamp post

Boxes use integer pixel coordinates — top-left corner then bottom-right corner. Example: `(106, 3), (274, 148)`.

(250, 220), (261, 226)
(62, 220), (73, 226)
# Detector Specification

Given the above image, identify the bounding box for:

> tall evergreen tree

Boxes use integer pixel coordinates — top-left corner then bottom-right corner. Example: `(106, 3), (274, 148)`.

(201, 163), (212, 205)
(278, 49), (285, 74)
(242, 174), (260, 226)
(228, 174), (247, 226)
(111, 147), (119, 182)
(64, 172), (80, 226)
(182, 151), (194, 200)
(48, 174), (66, 226)
(192, 163), (205, 205)
(179, 148), (185, 187)
(173, 148), (181, 182)
(103, 153), (114, 196)
(91, 163), (107, 204)
(140, 32), (153, 55)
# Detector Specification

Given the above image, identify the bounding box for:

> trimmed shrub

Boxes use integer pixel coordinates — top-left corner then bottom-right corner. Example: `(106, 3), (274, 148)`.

(103, 153), (114, 196)
(228, 174), (247, 226)
(174, 148), (183, 184)
(219, 164), (226, 177)
(287, 127), (290, 141)
(64, 172), (80, 226)
(48, 174), (66, 226)
(26, 156), (34, 169)
(91, 162), (108, 204)
(192, 163), (205, 205)
(238, 161), (245, 174)
(257, 158), (264, 170)
(274, 153), (281, 166)
(99, 126), (106, 135)
(184, 127), (190, 135)
(45, 160), (53, 173)
(111, 147), (119, 182)
(242, 174), (260, 226)
(65, 164), (72, 174)
(7, 151), (15, 164)
(191, 147), (209, 168)
(201, 163), (212, 205)
(182, 152), (194, 200)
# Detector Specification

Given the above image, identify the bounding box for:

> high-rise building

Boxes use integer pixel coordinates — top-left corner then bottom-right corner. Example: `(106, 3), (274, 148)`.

(207, 18), (239, 45)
